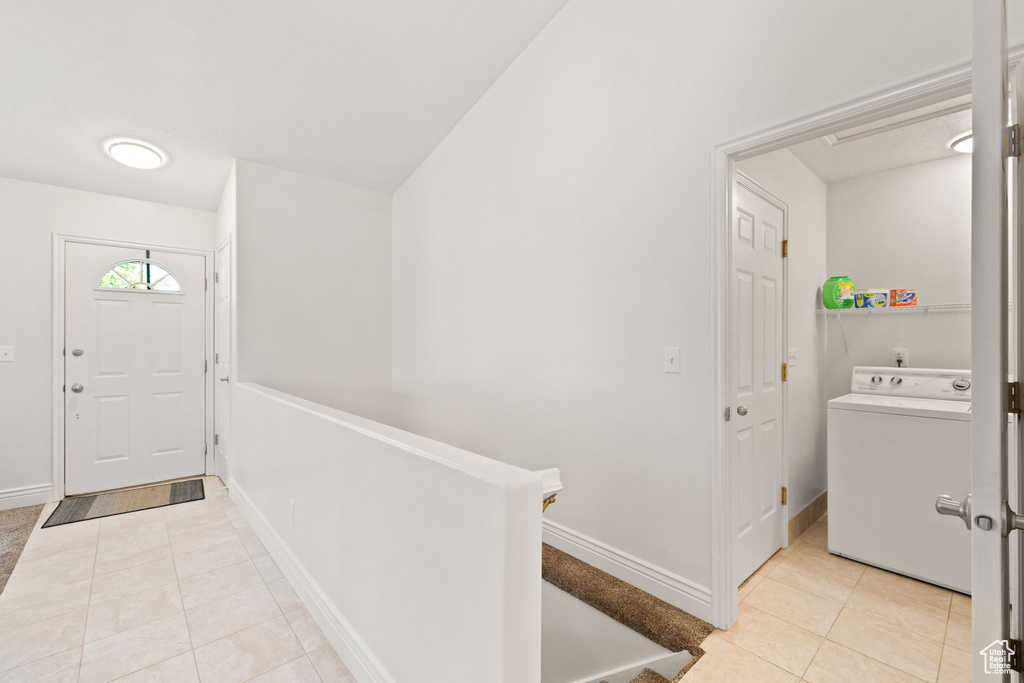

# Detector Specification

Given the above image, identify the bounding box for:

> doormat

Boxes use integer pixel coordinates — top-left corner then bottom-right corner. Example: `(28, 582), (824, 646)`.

(0, 505), (44, 595)
(42, 479), (205, 528)
(542, 543), (716, 681)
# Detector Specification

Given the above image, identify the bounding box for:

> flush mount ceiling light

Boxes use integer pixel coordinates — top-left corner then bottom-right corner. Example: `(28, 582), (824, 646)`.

(950, 132), (973, 154)
(105, 139), (166, 169)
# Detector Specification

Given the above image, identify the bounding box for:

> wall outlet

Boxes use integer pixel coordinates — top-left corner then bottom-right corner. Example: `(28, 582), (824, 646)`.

(289, 499), (295, 527)
(0, 346), (12, 362)
(891, 345), (910, 368)
(664, 347), (681, 374)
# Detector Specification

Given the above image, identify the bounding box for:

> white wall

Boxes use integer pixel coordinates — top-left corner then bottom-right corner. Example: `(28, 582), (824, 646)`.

(826, 155), (972, 397)
(0, 176), (215, 508)
(231, 383), (542, 683)
(390, 0), (994, 617)
(737, 150), (828, 521)
(234, 161), (393, 424)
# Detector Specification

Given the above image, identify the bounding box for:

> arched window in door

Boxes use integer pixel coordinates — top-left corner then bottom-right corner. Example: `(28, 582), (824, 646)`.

(97, 260), (181, 292)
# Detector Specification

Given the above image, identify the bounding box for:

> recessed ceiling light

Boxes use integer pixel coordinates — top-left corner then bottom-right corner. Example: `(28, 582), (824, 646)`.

(105, 139), (166, 169)
(950, 132), (973, 154)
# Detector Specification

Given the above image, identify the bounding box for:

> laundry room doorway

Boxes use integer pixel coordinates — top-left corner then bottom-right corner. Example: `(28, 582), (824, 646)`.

(711, 48), (997, 634)
(712, 9), (1024, 677)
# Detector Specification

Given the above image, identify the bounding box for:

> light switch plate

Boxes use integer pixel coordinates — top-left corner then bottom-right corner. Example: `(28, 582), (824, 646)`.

(787, 348), (797, 368)
(0, 346), (12, 362)
(664, 347), (681, 374)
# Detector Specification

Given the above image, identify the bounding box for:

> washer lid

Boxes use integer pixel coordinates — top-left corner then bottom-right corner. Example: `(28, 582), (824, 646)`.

(828, 393), (972, 421)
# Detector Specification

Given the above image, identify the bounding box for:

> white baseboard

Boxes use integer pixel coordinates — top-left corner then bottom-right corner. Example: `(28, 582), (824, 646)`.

(228, 480), (394, 683)
(543, 520), (713, 623)
(0, 484), (55, 511)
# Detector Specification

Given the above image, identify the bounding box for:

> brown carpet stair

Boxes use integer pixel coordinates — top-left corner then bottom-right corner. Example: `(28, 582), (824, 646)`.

(0, 504), (44, 595)
(542, 543), (715, 682)
(626, 668), (669, 683)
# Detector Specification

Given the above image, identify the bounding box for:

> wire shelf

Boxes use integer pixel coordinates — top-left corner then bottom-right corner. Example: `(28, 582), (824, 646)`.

(816, 303), (972, 315)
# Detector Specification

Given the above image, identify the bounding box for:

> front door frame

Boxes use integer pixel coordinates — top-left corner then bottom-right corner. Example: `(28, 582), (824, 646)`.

(710, 49), (1024, 628)
(51, 233), (215, 500)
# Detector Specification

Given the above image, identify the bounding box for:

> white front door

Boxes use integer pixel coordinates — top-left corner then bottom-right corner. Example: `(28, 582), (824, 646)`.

(65, 242), (207, 495)
(214, 240), (231, 482)
(731, 174), (786, 585)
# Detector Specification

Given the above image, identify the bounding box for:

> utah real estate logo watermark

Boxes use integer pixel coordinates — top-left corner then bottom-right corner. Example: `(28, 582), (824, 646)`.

(981, 639), (1015, 675)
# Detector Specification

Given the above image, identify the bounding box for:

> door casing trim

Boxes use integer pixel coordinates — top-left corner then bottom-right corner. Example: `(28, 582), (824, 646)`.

(710, 44), (1024, 629)
(214, 233), (235, 482)
(52, 233), (215, 501)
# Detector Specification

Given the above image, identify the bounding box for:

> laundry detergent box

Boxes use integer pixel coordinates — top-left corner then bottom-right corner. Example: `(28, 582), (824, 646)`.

(853, 289), (888, 308)
(889, 289), (918, 307)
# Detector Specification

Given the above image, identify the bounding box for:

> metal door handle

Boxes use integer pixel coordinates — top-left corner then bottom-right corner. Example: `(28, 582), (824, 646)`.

(736, 406), (748, 416)
(70, 383), (84, 393)
(219, 377), (229, 382)
(935, 493), (971, 530)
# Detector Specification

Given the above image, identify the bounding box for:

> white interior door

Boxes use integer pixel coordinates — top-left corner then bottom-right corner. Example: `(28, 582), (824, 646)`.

(65, 242), (207, 495)
(731, 174), (786, 585)
(214, 240), (231, 482)
(966, 1), (1017, 677)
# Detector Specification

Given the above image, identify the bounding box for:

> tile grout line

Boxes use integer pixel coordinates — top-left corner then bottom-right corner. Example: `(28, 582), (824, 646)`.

(0, 506), (95, 678)
(167, 502), (204, 680)
(225, 486), (317, 678)
(79, 516), (102, 678)
(174, 486), (298, 679)
(86, 509), (187, 682)
(178, 557), (260, 611)
(813, 541), (947, 682)
(743, 523), (952, 682)
(89, 558), (178, 608)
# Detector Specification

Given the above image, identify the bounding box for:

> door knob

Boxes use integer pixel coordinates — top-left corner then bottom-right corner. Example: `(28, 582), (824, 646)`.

(935, 493), (971, 530)
(219, 377), (229, 382)
(70, 383), (84, 393)
(71, 348), (84, 357)
(736, 405), (748, 416)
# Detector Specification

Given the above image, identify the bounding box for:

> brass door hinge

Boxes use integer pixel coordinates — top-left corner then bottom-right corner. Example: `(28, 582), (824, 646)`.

(781, 239), (788, 257)
(781, 487), (788, 505)
(1010, 381), (1021, 416)
(781, 363), (788, 382)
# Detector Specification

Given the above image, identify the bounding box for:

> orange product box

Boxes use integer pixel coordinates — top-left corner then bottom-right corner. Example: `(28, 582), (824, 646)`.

(889, 289), (917, 307)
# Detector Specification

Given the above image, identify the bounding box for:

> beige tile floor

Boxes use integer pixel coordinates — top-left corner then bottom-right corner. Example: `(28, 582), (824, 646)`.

(683, 514), (971, 683)
(0, 477), (355, 683)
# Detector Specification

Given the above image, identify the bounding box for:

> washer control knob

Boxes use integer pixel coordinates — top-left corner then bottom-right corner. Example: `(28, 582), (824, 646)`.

(953, 379), (971, 391)
(890, 376), (903, 385)
(871, 375), (883, 385)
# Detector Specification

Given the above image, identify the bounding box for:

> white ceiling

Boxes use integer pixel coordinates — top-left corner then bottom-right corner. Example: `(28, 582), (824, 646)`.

(0, 0), (570, 210)
(788, 98), (973, 183)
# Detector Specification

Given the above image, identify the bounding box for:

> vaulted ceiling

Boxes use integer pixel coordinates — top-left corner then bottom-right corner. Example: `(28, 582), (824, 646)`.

(0, 0), (570, 210)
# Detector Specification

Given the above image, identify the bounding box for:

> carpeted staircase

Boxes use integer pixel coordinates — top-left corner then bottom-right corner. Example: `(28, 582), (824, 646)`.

(625, 668), (670, 683)
(0, 505), (43, 594)
(543, 543), (715, 683)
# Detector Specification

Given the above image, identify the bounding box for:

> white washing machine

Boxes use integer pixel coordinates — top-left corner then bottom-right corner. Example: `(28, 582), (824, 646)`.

(827, 366), (971, 593)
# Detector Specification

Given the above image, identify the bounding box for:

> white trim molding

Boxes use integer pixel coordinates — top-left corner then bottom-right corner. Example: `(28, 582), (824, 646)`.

(0, 484), (54, 511)
(542, 520), (712, 623)
(228, 480), (395, 683)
